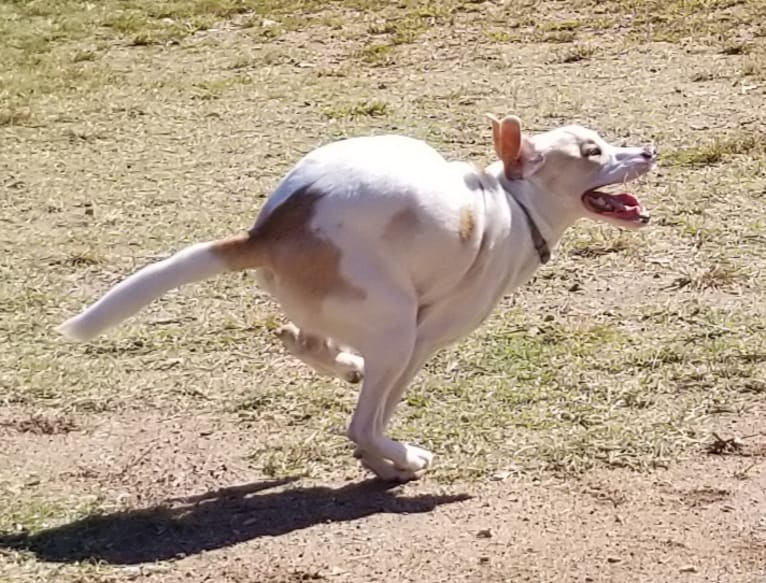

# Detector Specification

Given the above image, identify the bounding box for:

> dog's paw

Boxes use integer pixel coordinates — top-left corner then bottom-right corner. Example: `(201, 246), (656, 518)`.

(359, 455), (425, 483)
(275, 323), (300, 348)
(355, 444), (433, 482)
(336, 352), (364, 384)
(344, 369), (363, 384)
(401, 443), (433, 472)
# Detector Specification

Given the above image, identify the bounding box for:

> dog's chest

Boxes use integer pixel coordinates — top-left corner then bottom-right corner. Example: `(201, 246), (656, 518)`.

(415, 244), (522, 347)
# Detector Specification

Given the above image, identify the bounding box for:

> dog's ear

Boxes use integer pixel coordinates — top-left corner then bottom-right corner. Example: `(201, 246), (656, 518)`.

(486, 114), (543, 179)
(487, 114), (522, 166)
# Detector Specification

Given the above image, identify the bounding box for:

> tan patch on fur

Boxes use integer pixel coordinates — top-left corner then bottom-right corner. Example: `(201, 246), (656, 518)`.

(211, 234), (262, 271)
(383, 206), (421, 244)
(246, 185), (366, 305)
(459, 207), (475, 242)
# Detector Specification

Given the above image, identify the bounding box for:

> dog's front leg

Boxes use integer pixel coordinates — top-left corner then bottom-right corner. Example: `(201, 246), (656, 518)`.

(355, 303), (471, 476)
(354, 341), (437, 481)
(352, 340), (436, 452)
(381, 342), (436, 429)
(346, 319), (433, 482)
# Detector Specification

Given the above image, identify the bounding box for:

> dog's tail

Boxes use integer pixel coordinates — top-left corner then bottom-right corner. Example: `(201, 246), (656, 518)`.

(56, 234), (263, 342)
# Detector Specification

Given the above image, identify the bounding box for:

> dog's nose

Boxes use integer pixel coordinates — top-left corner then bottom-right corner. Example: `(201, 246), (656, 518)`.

(641, 146), (657, 160)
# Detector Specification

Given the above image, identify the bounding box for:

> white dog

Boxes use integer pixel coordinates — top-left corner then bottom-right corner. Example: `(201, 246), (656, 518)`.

(58, 115), (656, 482)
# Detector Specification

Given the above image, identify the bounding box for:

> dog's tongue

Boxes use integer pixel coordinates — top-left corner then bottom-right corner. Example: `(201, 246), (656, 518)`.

(611, 193), (640, 207)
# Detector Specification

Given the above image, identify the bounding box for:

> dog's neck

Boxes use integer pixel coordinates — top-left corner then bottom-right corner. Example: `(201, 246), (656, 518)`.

(486, 162), (581, 256)
(511, 192), (551, 264)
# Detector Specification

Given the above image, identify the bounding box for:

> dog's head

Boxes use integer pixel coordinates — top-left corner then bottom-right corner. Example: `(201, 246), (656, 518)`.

(488, 115), (656, 229)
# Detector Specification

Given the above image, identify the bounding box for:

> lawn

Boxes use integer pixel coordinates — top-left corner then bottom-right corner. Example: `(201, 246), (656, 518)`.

(1, 1), (765, 581)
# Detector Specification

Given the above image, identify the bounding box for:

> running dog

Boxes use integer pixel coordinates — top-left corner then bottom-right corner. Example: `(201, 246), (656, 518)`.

(58, 115), (657, 482)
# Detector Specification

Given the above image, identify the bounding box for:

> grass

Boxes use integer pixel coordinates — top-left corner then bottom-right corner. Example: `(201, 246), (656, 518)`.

(322, 100), (389, 119)
(0, 487), (108, 540)
(1, 0), (766, 579)
(663, 132), (766, 166)
(392, 302), (765, 478)
(568, 230), (636, 258)
(191, 75), (253, 99)
(674, 262), (745, 290)
(0, 412), (79, 435)
(555, 44), (597, 64)
(359, 42), (395, 66)
(0, 108), (32, 127)
(721, 42), (751, 55)
(742, 55), (766, 78)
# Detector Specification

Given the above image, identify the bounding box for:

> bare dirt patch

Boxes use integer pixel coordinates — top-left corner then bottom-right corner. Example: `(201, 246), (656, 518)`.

(1, 416), (764, 582)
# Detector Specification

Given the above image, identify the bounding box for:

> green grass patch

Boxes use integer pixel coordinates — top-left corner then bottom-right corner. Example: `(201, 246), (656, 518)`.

(0, 495), (101, 536)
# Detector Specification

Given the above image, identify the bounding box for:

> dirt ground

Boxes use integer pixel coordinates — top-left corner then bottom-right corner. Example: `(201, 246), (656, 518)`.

(2, 1), (766, 581)
(0, 410), (765, 582)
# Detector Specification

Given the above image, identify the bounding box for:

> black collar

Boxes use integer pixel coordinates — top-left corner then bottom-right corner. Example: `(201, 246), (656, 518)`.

(513, 197), (550, 265)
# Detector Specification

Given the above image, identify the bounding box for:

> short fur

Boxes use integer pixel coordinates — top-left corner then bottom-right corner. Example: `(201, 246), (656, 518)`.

(58, 115), (656, 482)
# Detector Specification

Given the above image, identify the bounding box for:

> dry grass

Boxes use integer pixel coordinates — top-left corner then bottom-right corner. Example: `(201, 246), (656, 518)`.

(1, 0), (765, 580)
(0, 412), (78, 435)
(664, 133), (766, 167)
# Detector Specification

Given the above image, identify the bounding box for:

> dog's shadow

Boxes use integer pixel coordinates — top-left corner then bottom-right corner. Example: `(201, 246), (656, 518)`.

(0, 478), (470, 565)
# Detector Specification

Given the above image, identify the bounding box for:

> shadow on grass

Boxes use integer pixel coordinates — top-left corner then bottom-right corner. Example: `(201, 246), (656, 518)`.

(0, 478), (470, 565)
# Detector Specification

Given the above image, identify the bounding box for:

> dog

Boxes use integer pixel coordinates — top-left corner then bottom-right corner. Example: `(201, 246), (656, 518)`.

(57, 114), (657, 482)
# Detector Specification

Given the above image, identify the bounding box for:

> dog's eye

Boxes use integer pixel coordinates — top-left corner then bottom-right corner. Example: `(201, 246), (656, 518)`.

(583, 145), (602, 158)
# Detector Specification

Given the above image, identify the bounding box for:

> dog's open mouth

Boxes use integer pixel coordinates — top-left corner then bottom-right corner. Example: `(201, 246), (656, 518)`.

(581, 190), (650, 225)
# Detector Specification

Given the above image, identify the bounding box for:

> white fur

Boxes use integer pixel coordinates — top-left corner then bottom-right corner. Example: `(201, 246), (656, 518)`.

(58, 121), (656, 482)
(58, 242), (226, 341)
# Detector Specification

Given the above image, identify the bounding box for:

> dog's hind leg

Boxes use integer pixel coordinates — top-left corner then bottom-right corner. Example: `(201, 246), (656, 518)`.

(275, 322), (364, 384)
(256, 268), (364, 384)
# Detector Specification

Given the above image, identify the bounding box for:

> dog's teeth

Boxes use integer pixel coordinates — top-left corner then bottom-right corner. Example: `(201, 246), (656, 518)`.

(597, 197), (612, 210)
